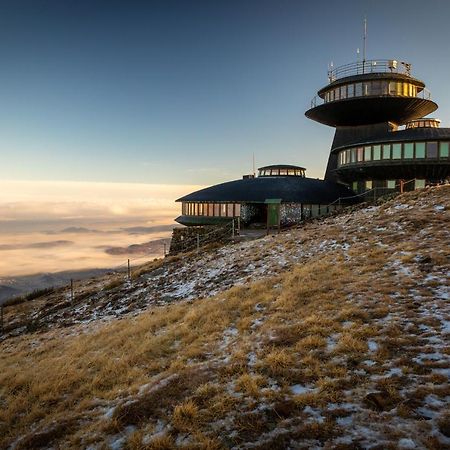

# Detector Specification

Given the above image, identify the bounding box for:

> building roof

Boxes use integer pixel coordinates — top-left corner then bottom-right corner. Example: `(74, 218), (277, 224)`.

(176, 177), (356, 204)
(258, 164), (306, 171)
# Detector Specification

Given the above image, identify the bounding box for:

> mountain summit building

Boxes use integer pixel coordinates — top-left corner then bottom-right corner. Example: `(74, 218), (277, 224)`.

(176, 58), (449, 228)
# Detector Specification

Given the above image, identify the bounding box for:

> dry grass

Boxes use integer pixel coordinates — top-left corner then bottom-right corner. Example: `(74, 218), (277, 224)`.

(0, 186), (449, 448)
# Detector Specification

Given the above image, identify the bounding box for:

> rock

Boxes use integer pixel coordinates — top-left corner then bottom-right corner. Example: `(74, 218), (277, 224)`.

(364, 390), (400, 411)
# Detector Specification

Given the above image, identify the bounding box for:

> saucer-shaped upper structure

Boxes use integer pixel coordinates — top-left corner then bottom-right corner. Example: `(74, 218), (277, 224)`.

(305, 60), (437, 127)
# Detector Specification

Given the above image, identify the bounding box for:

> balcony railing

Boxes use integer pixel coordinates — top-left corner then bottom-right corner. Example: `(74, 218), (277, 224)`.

(327, 59), (412, 82)
(309, 86), (432, 109)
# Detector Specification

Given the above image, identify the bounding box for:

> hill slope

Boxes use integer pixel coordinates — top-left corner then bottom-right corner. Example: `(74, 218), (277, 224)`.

(0, 186), (449, 449)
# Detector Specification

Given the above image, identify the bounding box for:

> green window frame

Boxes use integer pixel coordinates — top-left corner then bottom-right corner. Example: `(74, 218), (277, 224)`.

(440, 142), (449, 158)
(404, 142), (414, 159)
(373, 145), (381, 160)
(364, 146), (372, 161)
(426, 142), (438, 159)
(387, 180), (396, 189)
(416, 142), (425, 158)
(382, 144), (391, 159)
(392, 143), (402, 159)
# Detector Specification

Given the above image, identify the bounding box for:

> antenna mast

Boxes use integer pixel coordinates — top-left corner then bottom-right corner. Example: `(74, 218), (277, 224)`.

(363, 17), (367, 73)
(252, 153), (255, 177)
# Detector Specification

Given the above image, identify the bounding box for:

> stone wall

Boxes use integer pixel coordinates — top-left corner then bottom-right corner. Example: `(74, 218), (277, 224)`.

(280, 203), (303, 226)
(240, 203), (260, 224)
(169, 223), (234, 255)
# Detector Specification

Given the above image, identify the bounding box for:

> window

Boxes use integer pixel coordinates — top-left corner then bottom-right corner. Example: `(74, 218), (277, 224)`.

(334, 88), (340, 100)
(416, 142), (425, 158)
(382, 144), (391, 159)
(440, 142), (449, 158)
(227, 204), (234, 217)
(389, 81), (397, 95)
(235, 204), (241, 216)
(352, 181), (358, 192)
(350, 148), (357, 163)
(208, 204), (214, 216)
(392, 143), (402, 159)
(404, 142), (414, 159)
(347, 84), (354, 98)
(365, 180), (373, 190)
(221, 204), (227, 216)
(373, 145), (381, 160)
(357, 147), (364, 162)
(311, 205), (320, 217)
(355, 83), (362, 97)
(364, 146), (372, 161)
(280, 169), (287, 175)
(371, 80), (382, 96)
(329, 90), (334, 102)
(415, 179), (426, 189)
(426, 141), (438, 158)
(214, 204), (220, 216)
(345, 149), (351, 164)
(340, 85), (346, 99)
(387, 180), (396, 189)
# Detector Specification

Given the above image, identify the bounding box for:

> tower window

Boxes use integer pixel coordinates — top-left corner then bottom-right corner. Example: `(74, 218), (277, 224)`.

(373, 145), (381, 160)
(382, 144), (391, 159)
(392, 143), (402, 159)
(364, 146), (372, 161)
(387, 180), (396, 189)
(416, 142), (425, 158)
(404, 143), (414, 158)
(426, 142), (438, 158)
(440, 142), (449, 158)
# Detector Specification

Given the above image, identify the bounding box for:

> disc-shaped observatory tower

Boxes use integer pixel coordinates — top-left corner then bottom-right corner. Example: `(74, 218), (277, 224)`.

(305, 59), (450, 194)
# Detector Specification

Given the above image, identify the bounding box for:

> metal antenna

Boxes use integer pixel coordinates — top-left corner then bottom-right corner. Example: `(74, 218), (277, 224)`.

(252, 153), (256, 177)
(363, 17), (367, 73)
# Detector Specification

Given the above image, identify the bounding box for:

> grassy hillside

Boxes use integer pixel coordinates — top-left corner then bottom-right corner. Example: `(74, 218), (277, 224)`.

(0, 186), (449, 449)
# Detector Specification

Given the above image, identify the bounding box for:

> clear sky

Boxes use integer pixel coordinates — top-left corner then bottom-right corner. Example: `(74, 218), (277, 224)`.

(1, 0), (450, 185)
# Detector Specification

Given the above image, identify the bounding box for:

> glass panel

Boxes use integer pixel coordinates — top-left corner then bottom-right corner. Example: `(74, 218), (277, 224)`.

(280, 169), (287, 175)
(392, 143), (402, 159)
(357, 147), (363, 162)
(365, 180), (373, 190)
(373, 145), (381, 160)
(350, 148), (356, 163)
(389, 81), (397, 95)
(415, 179), (426, 189)
(355, 83), (362, 97)
(311, 204), (320, 218)
(221, 204), (227, 216)
(387, 180), (396, 189)
(364, 146), (371, 161)
(403, 83), (409, 96)
(404, 142), (414, 158)
(382, 144), (391, 159)
(345, 149), (351, 164)
(208, 204), (214, 216)
(396, 82), (403, 96)
(340, 85), (346, 99)
(426, 141), (438, 158)
(371, 80), (382, 95)
(182, 203), (186, 215)
(416, 142), (425, 158)
(363, 82), (370, 96)
(329, 90), (334, 102)
(347, 84), (354, 98)
(227, 204), (234, 217)
(352, 181), (358, 192)
(440, 142), (449, 158)
(235, 204), (241, 216)
(214, 204), (220, 216)
(381, 80), (389, 95)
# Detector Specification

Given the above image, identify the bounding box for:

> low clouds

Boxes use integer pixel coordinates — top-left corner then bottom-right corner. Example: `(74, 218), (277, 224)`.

(0, 240), (73, 251)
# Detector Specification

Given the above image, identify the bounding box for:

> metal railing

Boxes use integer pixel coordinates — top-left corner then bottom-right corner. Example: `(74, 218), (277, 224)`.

(309, 86), (432, 109)
(327, 59), (412, 82)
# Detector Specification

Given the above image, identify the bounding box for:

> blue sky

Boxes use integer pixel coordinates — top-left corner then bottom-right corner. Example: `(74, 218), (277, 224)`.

(1, 0), (449, 185)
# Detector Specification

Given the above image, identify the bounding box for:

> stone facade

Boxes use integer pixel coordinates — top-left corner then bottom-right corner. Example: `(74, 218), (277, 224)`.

(280, 203), (303, 226)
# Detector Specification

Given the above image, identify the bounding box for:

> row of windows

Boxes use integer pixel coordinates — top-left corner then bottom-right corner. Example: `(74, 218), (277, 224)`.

(351, 179), (426, 193)
(324, 80), (421, 103)
(301, 204), (342, 218)
(338, 141), (450, 167)
(182, 202), (241, 217)
(259, 168), (305, 177)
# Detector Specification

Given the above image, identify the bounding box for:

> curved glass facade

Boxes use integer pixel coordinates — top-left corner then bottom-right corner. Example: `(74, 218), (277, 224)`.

(322, 80), (426, 104)
(258, 168), (305, 177)
(337, 141), (450, 167)
(182, 202), (241, 218)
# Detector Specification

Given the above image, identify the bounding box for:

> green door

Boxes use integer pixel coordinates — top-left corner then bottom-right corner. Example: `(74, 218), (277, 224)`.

(265, 199), (281, 228)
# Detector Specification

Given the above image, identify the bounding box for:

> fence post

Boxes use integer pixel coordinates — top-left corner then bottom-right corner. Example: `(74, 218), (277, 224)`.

(232, 219), (235, 238)
(127, 259), (131, 282)
(163, 243), (167, 257)
(70, 279), (74, 302)
(0, 305), (3, 333)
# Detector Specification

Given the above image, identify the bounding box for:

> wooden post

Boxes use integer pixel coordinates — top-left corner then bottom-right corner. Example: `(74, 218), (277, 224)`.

(0, 305), (3, 333)
(70, 279), (74, 302)
(163, 243), (167, 257)
(232, 219), (235, 238)
(127, 259), (131, 281)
